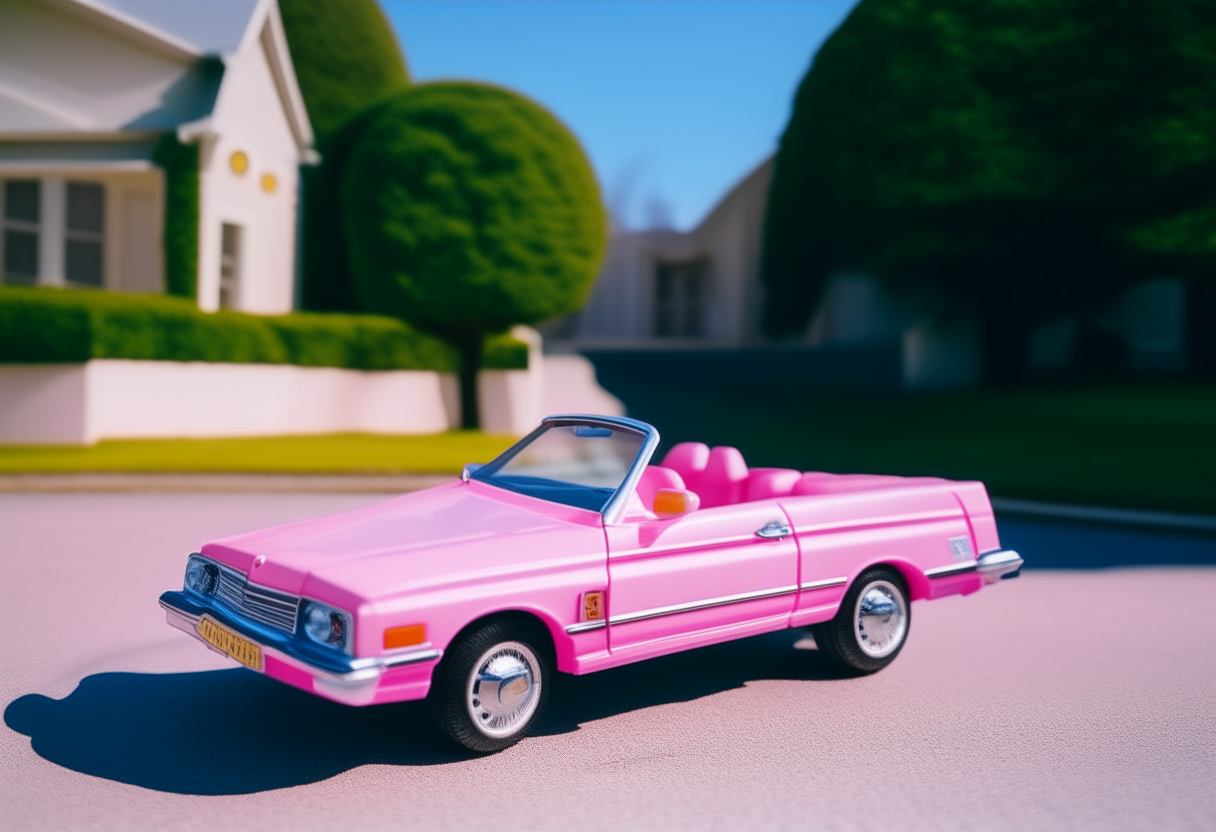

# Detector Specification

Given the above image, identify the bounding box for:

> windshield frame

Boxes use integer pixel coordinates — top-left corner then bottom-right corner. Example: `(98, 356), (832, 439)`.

(470, 414), (659, 524)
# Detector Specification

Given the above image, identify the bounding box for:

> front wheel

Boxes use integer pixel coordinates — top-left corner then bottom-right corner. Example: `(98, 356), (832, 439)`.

(810, 567), (910, 675)
(428, 619), (552, 753)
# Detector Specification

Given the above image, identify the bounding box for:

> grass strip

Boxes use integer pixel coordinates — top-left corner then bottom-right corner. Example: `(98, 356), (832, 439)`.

(0, 432), (517, 475)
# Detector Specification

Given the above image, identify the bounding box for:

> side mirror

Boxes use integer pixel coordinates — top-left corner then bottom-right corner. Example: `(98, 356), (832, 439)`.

(653, 488), (700, 518)
(461, 462), (484, 482)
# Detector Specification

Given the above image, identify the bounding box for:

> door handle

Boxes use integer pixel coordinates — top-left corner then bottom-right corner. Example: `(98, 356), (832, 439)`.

(755, 520), (792, 540)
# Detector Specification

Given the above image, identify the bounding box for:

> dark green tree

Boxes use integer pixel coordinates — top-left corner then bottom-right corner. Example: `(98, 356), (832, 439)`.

(762, 0), (1216, 381)
(278, 0), (409, 312)
(342, 82), (607, 427)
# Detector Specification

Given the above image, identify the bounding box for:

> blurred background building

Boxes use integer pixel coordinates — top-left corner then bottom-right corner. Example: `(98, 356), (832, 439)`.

(0, 0), (313, 313)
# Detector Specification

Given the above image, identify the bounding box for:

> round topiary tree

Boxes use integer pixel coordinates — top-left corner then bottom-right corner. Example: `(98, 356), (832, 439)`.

(278, 0), (408, 139)
(342, 82), (607, 428)
(761, 0), (1216, 382)
(278, 0), (410, 312)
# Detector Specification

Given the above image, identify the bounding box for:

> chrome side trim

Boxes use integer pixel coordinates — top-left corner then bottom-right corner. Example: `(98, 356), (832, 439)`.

(926, 551), (1023, 582)
(925, 560), (978, 579)
(565, 620), (608, 634)
(977, 549), (1023, 583)
(800, 576), (849, 591)
(610, 584), (799, 625)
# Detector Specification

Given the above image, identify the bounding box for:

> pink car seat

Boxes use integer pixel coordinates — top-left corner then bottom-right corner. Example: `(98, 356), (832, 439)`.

(697, 446), (750, 508)
(660, 442), (710, 493)
(635, 465), (687, 513)
(746, 468), (802, 502)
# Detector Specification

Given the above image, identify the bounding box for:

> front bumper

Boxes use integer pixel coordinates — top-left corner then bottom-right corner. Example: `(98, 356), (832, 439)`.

(159, 590), (441, 704)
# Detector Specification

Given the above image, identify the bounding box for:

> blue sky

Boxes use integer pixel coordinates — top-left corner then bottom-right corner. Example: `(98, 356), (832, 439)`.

(383, 1), (858, 231)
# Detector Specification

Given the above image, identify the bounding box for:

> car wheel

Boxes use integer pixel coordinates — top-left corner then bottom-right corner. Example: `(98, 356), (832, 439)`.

(810, 567), (910, 675)
(429, 618), (552, 754)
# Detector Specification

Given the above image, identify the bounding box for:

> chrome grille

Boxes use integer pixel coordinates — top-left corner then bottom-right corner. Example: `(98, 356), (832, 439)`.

(213, 564), (300, 634)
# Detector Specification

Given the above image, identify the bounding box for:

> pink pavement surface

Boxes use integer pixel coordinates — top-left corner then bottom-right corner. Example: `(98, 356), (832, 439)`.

(1, 492), (1213, 832)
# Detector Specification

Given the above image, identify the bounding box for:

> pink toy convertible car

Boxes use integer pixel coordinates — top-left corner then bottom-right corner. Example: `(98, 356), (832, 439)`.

(160, 414), (1022, 752)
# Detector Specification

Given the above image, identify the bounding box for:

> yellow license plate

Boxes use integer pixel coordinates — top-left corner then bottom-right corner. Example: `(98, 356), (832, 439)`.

(197, 615), (263, 671)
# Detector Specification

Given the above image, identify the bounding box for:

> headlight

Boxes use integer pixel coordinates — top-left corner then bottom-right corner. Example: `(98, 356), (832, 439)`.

(184, 555), (219, 596)
(301, 601), (352, 653)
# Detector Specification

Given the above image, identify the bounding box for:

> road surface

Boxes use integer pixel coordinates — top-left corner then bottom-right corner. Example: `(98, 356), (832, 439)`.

(1, 492), (1213, 831)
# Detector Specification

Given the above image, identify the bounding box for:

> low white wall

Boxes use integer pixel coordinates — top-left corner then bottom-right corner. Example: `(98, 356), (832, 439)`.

(0, 364), (90, 444)
(0, 361), (460, 444)
(0, 341), (625, 445)
(479, 326), (625, 435)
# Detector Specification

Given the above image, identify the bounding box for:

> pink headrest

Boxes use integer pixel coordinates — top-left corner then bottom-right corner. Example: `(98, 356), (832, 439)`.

(660, 442), (710, 491)
(791, 472), (837, 496)
(746, 468), (802, 502)
(698, 446), (749, 508)
(635, 465), (687, 512)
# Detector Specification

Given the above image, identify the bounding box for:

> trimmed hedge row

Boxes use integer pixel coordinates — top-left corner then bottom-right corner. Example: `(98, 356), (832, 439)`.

(0, 287), (528, 371)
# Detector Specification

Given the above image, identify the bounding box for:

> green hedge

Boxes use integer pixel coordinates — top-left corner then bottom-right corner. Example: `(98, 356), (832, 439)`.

(0, 287), (528, 371)
(151, 134), (200, 300)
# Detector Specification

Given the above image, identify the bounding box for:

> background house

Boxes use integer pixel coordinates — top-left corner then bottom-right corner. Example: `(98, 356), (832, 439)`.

(0, 0), (315, 313)
(550, 154), (1195, 390)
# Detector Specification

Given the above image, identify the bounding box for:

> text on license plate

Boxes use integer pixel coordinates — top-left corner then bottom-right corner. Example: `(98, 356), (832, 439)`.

(197, 615), (263, 671)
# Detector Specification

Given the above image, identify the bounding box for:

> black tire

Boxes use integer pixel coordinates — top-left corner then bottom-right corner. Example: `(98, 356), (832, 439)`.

(428, 618), (553, 754)
(810, 567), (910, 675)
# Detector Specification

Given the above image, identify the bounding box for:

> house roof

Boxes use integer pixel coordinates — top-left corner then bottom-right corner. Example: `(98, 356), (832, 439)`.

(86, 0), (261, 56)
(0, 0), (312, 151)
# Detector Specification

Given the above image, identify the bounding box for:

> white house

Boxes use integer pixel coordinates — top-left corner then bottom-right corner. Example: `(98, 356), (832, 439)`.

(563, 157), (775, 349)
(0, 0), (314, 312)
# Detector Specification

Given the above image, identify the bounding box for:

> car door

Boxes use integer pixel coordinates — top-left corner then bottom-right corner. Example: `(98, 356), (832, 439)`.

(604, 499), (799, 663)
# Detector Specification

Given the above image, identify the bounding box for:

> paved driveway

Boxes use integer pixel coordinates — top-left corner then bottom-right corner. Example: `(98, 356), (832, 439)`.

(2, 493), (1213, 831)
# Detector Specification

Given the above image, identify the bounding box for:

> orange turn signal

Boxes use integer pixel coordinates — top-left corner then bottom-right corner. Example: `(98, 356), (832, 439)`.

(384, 623), (427, 649)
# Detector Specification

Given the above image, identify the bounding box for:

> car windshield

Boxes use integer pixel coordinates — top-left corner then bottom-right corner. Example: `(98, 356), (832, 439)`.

(472, 423), (646, 513)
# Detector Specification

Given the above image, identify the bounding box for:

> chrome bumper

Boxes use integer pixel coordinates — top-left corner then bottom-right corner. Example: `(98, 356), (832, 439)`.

(924, 550), (1024, 584)
(977, 549), (1023, 583)
(159, 590), (440, 684)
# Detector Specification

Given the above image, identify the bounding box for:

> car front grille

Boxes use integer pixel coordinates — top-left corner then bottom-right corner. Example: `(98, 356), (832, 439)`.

(213, 564), (300, 634)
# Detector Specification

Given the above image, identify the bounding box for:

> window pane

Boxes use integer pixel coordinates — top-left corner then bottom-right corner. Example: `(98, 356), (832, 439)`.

(3, 229), (38, 283)
(66, 182), (104, 233)
(5, 180), (40, 223)
(221, 223), (239, 257)
(66, 239), (103, 286)
(219, 223), (241, 309)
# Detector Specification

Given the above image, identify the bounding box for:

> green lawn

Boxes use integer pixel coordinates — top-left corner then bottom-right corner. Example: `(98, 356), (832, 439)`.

(618, 381), (1216, 515)
(0, 431), (517, 475)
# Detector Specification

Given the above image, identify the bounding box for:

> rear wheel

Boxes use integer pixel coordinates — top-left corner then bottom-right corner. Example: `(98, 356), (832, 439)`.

(428, 618), (552, 753)
(810, 567), (910, 675)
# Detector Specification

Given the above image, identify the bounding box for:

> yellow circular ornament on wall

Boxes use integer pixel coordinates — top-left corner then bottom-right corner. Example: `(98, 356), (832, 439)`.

(230, 150), (249, 174)
(261, 173), (278, 193)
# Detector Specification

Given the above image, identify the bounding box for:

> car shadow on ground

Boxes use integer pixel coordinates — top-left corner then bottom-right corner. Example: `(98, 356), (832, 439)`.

(5, 630), (845, 795)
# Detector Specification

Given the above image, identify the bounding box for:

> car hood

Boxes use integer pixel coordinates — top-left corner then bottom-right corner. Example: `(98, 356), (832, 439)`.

(200, 481), (605, 606)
